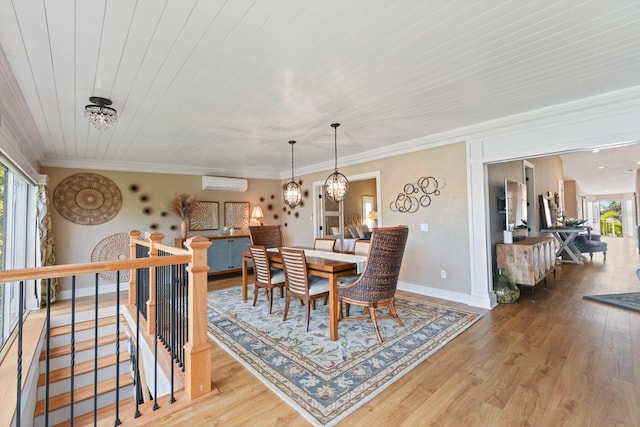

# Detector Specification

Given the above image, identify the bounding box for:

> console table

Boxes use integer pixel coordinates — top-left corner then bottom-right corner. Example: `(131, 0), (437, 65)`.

(496, 236), (556, 300)
(540, 227), (586, 265)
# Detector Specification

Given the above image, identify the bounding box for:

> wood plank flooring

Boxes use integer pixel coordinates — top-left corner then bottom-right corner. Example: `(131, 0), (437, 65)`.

(56, 236), (640, 426)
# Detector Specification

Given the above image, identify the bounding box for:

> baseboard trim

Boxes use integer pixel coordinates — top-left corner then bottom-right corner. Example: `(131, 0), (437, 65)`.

(397, 281), (472, 306)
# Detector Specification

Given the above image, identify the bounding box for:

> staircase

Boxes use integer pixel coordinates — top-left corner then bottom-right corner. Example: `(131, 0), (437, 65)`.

(34, 308), (134, 426)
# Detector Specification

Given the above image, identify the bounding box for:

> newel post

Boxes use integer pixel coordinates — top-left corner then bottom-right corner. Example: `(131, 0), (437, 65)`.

(184, 236), (212, 398)
(128, 230), (141, 306)
(146, 231), (164, 335)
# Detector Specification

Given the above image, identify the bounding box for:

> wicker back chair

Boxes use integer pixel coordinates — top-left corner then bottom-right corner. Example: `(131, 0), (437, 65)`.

(249, 245), (285, 313)
(314, 238), (336, 252)
(249, 225), (284, 249)
(279, 247), (330, 332)
(338, 225), (409, 342)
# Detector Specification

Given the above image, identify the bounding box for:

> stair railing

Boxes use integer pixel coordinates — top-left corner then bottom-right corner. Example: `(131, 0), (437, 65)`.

(0, 229), (212, 426)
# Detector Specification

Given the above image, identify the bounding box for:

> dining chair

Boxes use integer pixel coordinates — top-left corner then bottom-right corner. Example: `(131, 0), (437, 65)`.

(249, 245), (285, 314)
(314, 238), (336, 252)
(249, 225), (284, 249)
(279, 247), (330, 332)
(337, 225), (409, 342)
(353, 239), (370, 256)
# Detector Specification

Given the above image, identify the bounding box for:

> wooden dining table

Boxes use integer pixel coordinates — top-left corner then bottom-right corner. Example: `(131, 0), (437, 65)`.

(241, 249), (359, 341)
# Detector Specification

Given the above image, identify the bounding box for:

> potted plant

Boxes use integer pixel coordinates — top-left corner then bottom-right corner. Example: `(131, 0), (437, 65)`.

(170, 193), (196, 239)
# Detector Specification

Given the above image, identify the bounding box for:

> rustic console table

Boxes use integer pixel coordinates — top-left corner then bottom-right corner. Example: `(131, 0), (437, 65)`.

(496, 236), (556, 301)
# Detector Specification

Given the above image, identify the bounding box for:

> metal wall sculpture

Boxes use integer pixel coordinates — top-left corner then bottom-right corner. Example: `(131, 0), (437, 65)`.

(390, 176), (443, 213)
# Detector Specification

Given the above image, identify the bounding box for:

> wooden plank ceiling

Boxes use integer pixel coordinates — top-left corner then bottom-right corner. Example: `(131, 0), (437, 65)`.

(0, 0), (639, 192)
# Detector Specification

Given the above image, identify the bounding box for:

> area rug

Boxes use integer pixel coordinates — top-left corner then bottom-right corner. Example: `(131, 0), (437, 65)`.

(584, 292), (640, 312)
(207, 286), (482, 426)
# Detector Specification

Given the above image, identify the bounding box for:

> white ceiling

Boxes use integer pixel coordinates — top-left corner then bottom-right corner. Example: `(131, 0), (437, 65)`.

(1, 0), (639, 192)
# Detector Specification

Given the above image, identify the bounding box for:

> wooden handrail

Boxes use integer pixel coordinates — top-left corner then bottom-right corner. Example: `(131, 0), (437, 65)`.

(0, 255), (191, 284)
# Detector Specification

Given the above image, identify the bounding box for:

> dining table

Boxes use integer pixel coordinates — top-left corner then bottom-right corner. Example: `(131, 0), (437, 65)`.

(241, 248), (366, 341)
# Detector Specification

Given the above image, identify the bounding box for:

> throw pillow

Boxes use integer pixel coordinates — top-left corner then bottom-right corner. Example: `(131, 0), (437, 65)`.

(355, 224), (370, 238)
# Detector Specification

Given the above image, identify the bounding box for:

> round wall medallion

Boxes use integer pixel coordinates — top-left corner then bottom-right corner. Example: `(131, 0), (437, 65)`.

(91, 232), (130, 282)
(53, 173), (122, 225)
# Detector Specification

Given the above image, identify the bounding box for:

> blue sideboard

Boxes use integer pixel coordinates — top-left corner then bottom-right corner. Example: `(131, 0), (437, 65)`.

(207, 235), (250, 274)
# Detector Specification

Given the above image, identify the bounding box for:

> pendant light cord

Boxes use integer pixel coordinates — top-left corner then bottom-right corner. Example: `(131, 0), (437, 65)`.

(331, 123), (340, 172)
(291, 141), (295, 181)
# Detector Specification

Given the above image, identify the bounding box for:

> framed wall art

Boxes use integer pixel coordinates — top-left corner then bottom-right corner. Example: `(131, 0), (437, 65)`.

(224, 202), (250, 229)
(190, 201), (219, 230)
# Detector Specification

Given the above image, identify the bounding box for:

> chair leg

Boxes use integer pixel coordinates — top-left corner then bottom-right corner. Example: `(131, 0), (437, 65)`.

(368, 306), (383, 343)
(253, 284), (259, 307)
(345, 303), (351, 317)
(267, 289), (273, 314)
(283, 295), (290, 321)
(388, 299), (405, 327)
(305, 299), (311, 332)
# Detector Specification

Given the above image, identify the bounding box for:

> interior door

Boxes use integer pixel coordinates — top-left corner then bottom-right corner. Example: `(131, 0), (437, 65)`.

(316, 185), (343, 238)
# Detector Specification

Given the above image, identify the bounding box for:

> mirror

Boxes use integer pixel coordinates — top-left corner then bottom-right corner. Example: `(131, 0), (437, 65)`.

(540, 195), (553, 229)
(504, 178), (527, 230)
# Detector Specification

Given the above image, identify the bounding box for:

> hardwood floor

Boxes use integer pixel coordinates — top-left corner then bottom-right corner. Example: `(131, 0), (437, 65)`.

(62, 237), (640, 426)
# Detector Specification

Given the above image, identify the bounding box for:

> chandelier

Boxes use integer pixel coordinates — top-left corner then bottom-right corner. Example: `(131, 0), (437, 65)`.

(324, 123), (349, 203)
(84, 96), (118, 130)
(283, 140), (302, 208)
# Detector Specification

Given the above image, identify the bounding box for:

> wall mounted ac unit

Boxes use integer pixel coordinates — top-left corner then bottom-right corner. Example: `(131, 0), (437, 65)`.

(201, 176), (248, 192)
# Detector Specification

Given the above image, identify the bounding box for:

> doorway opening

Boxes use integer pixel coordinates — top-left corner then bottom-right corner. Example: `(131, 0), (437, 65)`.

(599, 200), (622, 237)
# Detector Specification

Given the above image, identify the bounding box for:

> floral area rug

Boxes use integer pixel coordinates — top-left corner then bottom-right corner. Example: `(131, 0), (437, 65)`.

(207, 286), (482, 426)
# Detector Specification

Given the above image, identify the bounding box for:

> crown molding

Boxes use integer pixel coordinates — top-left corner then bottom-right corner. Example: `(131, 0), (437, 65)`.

(40, 157), (282, 180)
(279, 85), (640, 180)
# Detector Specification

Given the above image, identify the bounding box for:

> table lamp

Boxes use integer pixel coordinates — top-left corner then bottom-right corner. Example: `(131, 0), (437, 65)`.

(251, 206), (264, 226)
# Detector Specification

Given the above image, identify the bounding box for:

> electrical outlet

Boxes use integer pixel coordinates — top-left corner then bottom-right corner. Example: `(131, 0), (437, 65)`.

(440, 270), (446, 278)
(420, 223), (429, 232)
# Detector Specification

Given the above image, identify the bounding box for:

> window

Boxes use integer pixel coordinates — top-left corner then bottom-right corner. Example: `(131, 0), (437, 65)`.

(0, 161), (37, 350)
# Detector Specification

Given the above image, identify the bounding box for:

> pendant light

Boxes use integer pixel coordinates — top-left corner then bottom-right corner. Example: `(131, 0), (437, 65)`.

(324, 123), (350, 203)
(283, 140), (302, 208)
(84, 96), (118, 130)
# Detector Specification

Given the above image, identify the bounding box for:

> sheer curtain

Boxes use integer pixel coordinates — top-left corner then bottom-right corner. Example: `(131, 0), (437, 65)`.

(36, 184), (59, 305)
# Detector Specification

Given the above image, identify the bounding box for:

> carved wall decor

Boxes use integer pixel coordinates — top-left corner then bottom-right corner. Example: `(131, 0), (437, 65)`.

(390, 176), (443, 213)
(224, 202), (250, 228)
(91, 232), (130, 282)
(190, 201), (219, 230)
(53, 173), (122, 225)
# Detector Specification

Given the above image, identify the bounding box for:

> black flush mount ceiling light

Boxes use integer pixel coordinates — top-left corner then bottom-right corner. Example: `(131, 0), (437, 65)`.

(283, 140), (302, 208)
(324, 123), (349, 203)
(84, 96), (118, 130)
